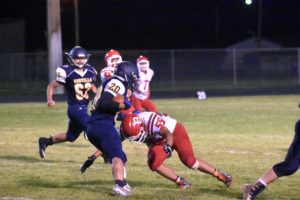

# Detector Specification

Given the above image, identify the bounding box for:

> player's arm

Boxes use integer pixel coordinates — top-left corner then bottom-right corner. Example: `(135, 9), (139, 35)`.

(158, 126), (173, 158)
(91, 83), (97, 93)
(96, 92), (131, 112)
(47, 80), (61, 107)
(158, 126), (173, 147)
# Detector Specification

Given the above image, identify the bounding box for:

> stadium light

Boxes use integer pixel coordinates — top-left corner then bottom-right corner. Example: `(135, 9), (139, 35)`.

(245, 0), (252, 5)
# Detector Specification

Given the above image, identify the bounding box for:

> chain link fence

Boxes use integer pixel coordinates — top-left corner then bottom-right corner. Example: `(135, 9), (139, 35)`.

(0, 48), (299, 95)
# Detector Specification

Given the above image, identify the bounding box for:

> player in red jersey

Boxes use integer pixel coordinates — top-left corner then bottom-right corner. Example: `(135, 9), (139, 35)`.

(121, 112), (233, 189)
(100, 49), (122, 83)
(132, 55), (157, 112)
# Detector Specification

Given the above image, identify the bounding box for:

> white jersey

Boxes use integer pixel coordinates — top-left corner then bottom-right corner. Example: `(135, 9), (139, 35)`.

(133, 68), (154, 100)
(100, 66), (115, 83)
(138, 111), (177, 144)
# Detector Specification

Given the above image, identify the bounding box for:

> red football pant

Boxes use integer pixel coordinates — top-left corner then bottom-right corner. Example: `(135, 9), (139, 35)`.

(132, 95), (157, 113)
(147, 122), (197, 171)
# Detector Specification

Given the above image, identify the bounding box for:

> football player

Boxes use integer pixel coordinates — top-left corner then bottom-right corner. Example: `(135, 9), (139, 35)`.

(81, 50), (136, 167)
(100, 49), (122, 83)
(132, 55), (157, 112)
(83, 49), (123, 166)
(86, 61), (139, 196)
(243, 119), (300, 200)
(81, 88), (136, 172)
(38, 46), (98, 158)
(121, 112), (233, 189)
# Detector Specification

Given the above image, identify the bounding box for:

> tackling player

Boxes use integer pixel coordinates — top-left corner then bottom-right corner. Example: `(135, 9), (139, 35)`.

(243, 119), (300, 200)
(132, 55), (157, 112)
(86, 61), (139, 196)
(121, 112), (233, 189)
(38, 46), (97, 158)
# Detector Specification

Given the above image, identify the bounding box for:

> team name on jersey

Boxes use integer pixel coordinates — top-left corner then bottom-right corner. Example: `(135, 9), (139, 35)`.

(73, 78), (92, 84)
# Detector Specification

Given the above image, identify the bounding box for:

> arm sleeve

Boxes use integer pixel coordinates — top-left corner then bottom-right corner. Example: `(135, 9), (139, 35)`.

(56, 67), (67, 83)
(95, 92), (120, 112)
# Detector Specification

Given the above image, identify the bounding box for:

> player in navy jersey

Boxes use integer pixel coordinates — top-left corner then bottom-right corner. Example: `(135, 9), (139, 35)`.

(86, 61), (139, 196)
(38, 46), (98, 159)
(243, 118), (300, 200)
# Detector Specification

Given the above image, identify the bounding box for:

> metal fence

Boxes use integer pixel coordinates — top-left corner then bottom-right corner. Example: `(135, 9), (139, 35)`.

(0, 48), (299, 94)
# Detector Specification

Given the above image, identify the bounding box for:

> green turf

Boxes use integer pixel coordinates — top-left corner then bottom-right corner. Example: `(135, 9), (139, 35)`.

(1, 95), (300, 199)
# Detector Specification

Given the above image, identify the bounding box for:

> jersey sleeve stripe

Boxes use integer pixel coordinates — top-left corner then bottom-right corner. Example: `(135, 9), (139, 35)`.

(147, 113), (154, 134)
(149, 113), (158, 135)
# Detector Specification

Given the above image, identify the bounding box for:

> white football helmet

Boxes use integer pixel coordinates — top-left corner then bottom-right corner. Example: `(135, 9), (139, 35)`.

(105, 49), (122, 68)
(136, 55), (150, 72)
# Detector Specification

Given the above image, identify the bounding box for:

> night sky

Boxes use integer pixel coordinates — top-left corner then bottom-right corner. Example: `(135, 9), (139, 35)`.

(1, 0), (299, 52)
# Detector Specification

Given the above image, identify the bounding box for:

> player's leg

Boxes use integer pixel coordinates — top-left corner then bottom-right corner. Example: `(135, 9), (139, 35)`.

(38, 106), (87, 158)
(87, 120), (130, 196)
(81, 149), (111, 173)
(173, 123), (233, 187)
(243, 119), (300, 200)
(147, 144), (191, 188)
(142, 98), (157, 112)
(155, 163), (191, 189)
(132, 95), (143, 113)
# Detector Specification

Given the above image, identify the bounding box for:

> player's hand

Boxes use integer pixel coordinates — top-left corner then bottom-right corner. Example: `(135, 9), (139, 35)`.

(47, 100), (55, 107)
(104, 72), (112, 79)
(81, 155), (96, 173)
(163, 144), (172, 158)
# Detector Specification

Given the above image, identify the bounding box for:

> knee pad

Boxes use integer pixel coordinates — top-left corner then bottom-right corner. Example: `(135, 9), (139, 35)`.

(273, 161), (299, 177)
(191, 160), (200, 169)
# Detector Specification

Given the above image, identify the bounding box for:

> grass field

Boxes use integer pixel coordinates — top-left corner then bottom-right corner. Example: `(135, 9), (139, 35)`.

(1, 95), (300, 200)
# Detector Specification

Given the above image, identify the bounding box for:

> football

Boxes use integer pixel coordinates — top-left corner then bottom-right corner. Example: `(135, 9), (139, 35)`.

(113, 95), (124, 103)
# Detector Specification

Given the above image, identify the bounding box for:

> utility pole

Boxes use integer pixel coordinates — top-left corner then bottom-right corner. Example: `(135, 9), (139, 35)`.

(74, 0), (80, 45)
(47, 0), (63, 94)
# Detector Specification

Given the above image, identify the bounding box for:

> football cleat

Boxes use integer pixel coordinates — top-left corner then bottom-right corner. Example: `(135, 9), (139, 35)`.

(175, 177), (191, 189)
(113, 184), (131, 196)
(243, 183), (265, 200)
(124, 183), (131, 193)
(38, 137), (48, 158)
(81, 155), (96, 173)
(213, 170), (233, 187)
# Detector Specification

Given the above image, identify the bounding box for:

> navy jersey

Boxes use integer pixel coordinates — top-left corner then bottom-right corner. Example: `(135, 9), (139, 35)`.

(90, 76), (128, 121)
(56, 64), (97, 106)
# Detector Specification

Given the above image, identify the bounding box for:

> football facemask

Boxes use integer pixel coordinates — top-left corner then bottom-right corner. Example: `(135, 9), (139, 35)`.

(105, 49), (122, 68)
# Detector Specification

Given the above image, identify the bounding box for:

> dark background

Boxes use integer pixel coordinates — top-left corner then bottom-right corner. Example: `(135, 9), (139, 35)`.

(1, 0), (299, 52)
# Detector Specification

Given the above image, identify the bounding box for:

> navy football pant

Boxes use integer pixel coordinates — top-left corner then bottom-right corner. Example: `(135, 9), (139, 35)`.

(273, 119), (300, 177)
(66, 105), (89, 142)
(86, 119), (127, 163)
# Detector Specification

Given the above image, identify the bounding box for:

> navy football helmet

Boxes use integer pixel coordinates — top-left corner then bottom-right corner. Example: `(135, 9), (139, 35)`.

(66, 46), (90, 68)
(114, 61), (139, 90)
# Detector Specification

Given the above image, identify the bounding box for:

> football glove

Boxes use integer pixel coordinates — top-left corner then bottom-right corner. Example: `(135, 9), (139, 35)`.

(81, 155), (96, 173)
(163, 144), (172, 158)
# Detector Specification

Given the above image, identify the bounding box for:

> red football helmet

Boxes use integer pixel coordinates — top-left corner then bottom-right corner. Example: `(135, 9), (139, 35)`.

(136, 55), (149, 71)
(105, 49), (122, 68)
(121, 113), (147, 144)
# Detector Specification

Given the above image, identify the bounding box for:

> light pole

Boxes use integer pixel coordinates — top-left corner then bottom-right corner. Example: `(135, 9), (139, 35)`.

(74, 0), (80, 45)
